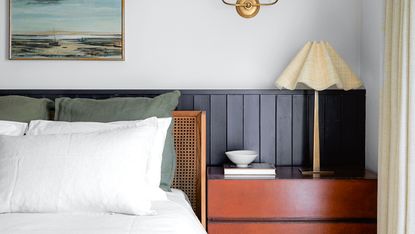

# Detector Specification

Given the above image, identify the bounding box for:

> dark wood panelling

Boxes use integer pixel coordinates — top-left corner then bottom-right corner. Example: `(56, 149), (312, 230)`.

(260, 95), (276, 164)
(177, 95), (194, 110)
(292, 95), (307, 165)
(276, 95), (293, 166)
(0, 89), (366, 168)
(226, 95), (244, 152)
(210, 95), (227, 165)
(324, 95), (342, 167)
(243, 95), (260, 163)
(319, 95), (326, 164)
(341, 95), (366, 168)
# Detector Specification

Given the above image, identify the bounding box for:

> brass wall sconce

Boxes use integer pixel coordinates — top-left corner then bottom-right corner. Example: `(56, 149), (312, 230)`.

(222, 0), (279, 18)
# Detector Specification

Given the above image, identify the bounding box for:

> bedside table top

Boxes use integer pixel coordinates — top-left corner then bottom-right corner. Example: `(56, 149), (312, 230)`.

(208, 166), (377, 180)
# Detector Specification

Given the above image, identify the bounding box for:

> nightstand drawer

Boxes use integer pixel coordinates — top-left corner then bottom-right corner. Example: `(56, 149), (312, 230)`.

(208, 179), (377, 220)
(208, 222), (376, 234)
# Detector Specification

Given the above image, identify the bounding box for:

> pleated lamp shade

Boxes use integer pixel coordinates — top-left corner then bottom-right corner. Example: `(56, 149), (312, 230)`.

(275, 41), (363, 91)
(275, 41), (363, 175)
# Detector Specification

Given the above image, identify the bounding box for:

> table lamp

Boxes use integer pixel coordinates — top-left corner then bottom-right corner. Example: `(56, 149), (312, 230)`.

(275, 41), (363, 175)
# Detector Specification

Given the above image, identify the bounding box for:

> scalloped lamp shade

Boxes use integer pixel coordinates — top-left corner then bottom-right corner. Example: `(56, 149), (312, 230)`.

(275, 41), (363, 175)
(275, 41), (363, 91)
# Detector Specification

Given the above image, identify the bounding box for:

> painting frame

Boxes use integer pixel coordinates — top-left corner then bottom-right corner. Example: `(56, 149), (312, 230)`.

(8, 0), (125, 61)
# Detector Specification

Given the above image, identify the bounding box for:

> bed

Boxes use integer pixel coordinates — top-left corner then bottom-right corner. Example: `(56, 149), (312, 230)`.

(0, 110), (207, 234)
(0, 189), (204, 234)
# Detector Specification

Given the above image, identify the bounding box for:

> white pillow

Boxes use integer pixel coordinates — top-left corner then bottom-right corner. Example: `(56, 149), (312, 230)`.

(27, 118), (171, 200)
(0, 119), (158, 215)
(0, 121), (27, 136)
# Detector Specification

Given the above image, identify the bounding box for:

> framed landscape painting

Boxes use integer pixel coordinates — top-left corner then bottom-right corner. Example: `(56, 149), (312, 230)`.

(9, 0), (124, 60)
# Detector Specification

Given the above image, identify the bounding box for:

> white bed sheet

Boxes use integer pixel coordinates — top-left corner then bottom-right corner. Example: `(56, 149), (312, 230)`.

(0, 189), (206, 234)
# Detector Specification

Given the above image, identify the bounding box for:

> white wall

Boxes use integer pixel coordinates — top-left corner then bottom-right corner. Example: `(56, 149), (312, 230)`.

(0, 0), (362, 89)
(361, 0), (385, 173)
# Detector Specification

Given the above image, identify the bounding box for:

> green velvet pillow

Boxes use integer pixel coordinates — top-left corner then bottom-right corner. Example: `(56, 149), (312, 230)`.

(0, 95), (53, 122)
(54, 91), (181, 191)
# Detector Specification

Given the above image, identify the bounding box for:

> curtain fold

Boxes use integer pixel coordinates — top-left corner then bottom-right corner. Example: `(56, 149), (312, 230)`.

(379, 0), (414, 233)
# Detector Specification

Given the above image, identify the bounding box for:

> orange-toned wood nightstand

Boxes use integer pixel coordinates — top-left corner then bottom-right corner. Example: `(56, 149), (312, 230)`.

(207, 166), (377, 234)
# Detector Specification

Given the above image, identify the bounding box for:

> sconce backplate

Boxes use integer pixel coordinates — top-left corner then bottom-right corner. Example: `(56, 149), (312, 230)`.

(236, 0), (260, 18)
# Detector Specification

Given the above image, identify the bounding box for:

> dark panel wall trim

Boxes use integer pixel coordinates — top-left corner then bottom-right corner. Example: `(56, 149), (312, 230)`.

(0, 89), (365, 96)
(0, 89), (366, 168)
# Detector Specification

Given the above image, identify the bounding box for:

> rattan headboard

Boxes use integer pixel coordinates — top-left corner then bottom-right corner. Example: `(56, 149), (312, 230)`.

(171, 111), (206, 228)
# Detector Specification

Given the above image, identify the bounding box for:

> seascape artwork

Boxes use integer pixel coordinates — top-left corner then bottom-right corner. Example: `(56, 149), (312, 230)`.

(10, 0), (124, 60)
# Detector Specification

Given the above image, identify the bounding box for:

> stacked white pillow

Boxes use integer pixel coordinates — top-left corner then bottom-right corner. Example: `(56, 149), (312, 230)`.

(27, 117), (172, 200)
(0, 117), (169, 215)
(0, 120), (28, 136)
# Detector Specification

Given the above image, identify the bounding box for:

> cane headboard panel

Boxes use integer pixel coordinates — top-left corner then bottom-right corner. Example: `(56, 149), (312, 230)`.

(172, 111), (206, 227)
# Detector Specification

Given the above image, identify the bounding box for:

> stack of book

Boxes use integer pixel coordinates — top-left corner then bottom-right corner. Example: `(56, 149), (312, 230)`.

(224, 163), (276, 179)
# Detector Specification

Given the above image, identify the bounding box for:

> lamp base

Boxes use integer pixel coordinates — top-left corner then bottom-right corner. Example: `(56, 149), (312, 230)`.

(299, 168), (334, 176)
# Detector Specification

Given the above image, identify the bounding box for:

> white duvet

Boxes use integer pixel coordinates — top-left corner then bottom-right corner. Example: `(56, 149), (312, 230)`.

(0, 189), (206, 234)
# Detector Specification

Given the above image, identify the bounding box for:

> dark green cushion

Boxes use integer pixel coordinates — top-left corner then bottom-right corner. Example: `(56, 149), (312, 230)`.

(0, 95), (53, 122)
(54, 91), (181, 191)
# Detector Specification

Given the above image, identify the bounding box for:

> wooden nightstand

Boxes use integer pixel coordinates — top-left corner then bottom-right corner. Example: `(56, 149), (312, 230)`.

(207, 166), (377, 234)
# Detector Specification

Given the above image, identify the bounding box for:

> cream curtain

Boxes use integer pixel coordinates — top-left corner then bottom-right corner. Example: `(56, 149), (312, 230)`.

(379, 0), (415, 233)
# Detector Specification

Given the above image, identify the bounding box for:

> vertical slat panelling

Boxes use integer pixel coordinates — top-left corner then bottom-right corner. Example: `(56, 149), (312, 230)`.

(243, 95), (260, 162)
(177, 95), (194, 110)
(276, 95), (293, 166)
(0, 90), (366, 168)
(210, 95), (227, 165)
(323, 95), (342, 167)
(342, 95), (358, 166)
(260, 95), (276, 164)
(357, 94), (366, 168)
(292, 95), (307, 165)
(227, 95), (244, 152)
(319, 94), (326, 166)
(342, 94), (365, 168)
(194, 95), (211, 164)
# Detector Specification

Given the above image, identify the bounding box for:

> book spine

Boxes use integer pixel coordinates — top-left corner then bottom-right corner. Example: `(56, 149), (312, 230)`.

(224, 170), (276, 175)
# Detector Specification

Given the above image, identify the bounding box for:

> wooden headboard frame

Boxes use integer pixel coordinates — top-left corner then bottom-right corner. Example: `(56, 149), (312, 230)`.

(172, 111), (206, 227)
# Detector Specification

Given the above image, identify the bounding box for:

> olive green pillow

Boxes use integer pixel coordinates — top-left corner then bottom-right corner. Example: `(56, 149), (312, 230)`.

(54, 91), (181, 191)
(0, 95), (53, 122)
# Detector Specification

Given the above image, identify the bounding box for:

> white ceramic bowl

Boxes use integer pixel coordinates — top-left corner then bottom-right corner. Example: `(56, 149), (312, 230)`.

(225, 150), (258, 167)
